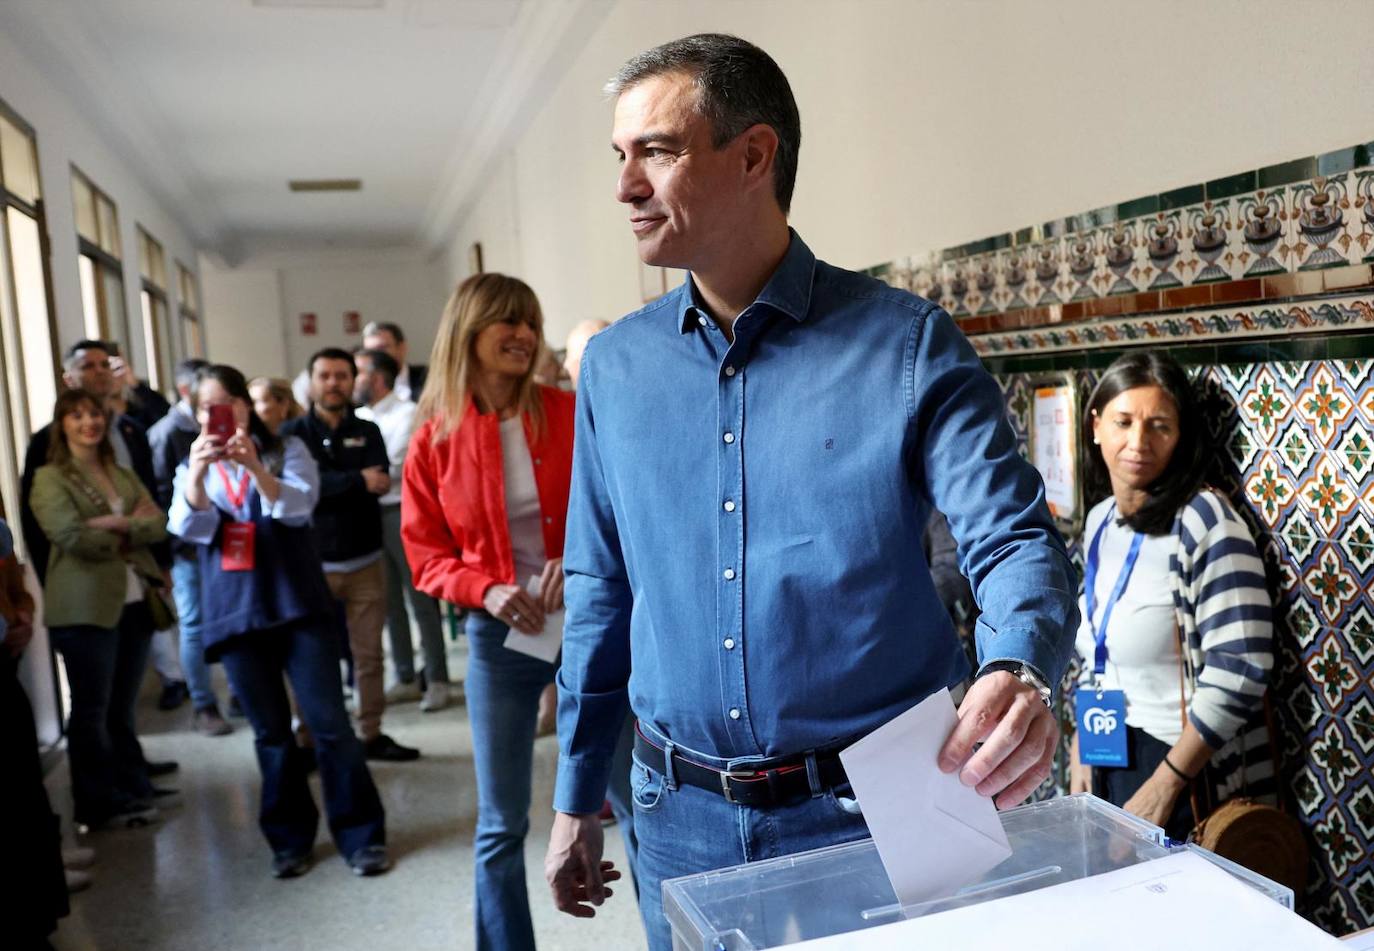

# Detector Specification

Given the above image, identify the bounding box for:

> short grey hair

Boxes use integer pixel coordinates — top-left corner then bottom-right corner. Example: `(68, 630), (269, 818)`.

(606, 33), (801, 213)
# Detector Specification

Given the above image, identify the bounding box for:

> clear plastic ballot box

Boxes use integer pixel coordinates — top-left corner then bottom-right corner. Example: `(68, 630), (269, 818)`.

(662, 794), (1291, 951)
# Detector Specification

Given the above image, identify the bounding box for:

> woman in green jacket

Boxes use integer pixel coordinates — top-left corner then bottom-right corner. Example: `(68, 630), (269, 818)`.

(31, 388), (170, 830)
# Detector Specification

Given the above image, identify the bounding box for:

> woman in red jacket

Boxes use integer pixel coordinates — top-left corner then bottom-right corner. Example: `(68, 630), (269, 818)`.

(402, 273), (605, 951)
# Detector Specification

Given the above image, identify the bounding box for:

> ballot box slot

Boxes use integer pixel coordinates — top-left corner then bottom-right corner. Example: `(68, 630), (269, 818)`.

(858, 864), (1064, 924)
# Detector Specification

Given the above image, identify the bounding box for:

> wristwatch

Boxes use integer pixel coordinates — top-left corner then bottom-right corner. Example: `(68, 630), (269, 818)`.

(976, 660), (1053, 709)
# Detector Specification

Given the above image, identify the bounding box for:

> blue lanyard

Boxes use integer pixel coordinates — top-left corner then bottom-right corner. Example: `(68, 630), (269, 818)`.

(1084, 503), (1145, 680)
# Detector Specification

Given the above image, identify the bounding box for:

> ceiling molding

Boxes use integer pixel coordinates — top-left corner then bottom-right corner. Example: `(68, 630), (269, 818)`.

(419, 0), (615, 252)
(0, 4), (231, 253)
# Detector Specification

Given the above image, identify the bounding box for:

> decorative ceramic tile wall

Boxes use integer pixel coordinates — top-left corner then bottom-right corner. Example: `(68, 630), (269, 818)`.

(999, 359), (1374, 935)
(868, 140), (1374, 349)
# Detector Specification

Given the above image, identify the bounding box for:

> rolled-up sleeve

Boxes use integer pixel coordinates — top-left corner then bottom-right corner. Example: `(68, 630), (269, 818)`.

(908, 307), (1080, 685)
(272, 438), (319, 525)
(554, 347), (634, 815)
(167, 464), (219, 545)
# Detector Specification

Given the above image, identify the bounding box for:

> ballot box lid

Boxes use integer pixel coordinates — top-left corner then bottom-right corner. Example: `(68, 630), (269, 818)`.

(661, 794), (1291, 951)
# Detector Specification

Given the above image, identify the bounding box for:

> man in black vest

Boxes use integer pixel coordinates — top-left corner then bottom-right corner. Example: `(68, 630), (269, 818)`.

(282, 348), (419, 762)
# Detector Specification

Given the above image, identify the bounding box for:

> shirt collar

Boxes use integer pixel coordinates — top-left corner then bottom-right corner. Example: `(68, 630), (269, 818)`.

(676, 229), (816, 334)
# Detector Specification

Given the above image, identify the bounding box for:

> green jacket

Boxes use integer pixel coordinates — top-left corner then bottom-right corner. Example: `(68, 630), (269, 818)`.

(30, 462), (167, 629)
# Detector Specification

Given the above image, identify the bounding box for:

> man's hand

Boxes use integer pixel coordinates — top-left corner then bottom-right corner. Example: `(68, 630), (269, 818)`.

(361, 466), (391, 496)
(545, 811), (620, 918)
(938, 671), (1058, 809)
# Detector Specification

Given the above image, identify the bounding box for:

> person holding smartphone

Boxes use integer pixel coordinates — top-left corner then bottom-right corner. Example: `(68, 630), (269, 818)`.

(167, 364), (389, 879)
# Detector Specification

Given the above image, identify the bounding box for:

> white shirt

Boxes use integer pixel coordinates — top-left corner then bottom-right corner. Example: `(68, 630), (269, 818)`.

(500, 416), (546, 584)
(394, 365), (413, 403)
(1074, 497), (1186, 745)
(356, 390), (414, 507)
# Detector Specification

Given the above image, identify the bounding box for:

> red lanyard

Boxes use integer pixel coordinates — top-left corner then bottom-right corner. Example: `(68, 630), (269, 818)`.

(215, 462), (252, 510)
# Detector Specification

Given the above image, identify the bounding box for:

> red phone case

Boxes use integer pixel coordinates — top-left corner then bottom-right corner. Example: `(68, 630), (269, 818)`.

(206, 404), (235, 441)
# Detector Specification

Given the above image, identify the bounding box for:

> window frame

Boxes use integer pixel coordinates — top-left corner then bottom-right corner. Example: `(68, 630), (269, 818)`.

(71, 165), (131, 353)
(176, 260), (204, 359)
(137, 226), (174, 392)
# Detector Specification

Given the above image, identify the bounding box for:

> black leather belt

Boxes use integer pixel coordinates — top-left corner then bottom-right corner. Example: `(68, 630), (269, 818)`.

(634, 722), (850, 808)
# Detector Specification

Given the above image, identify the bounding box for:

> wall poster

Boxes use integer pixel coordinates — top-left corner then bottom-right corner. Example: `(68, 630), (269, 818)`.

(1029, 375), (1082, 531)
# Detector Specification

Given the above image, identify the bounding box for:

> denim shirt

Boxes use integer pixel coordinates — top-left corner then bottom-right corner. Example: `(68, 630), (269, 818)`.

(553, 231), (1079, 814)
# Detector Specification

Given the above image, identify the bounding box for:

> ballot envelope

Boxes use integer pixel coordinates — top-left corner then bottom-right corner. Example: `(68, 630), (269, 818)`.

(661, 794), (1294, 951)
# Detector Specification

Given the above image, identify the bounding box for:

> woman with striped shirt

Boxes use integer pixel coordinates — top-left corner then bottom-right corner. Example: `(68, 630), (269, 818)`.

(1068, 352), (1273, 840)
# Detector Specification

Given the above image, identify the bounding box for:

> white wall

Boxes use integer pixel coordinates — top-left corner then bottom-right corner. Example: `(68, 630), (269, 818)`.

(0, 26), (201, 377)
(200, 250), (451, 381)
(441, 0), (1374, 345)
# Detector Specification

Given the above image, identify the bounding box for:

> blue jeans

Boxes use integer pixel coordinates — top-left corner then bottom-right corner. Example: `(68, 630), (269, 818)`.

(171, 555), (218, 711)
(50, 603), (156, 826)
(466, 611), (557, 951)
(219, 618), (385, 860)
(631, 722), (871, 951)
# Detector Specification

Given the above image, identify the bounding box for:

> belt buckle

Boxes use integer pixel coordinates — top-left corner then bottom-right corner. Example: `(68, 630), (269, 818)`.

(719, 768), (759, 804)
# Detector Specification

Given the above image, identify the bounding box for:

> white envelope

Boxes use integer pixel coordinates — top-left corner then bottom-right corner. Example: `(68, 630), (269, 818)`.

(502, 574), (564, 663)
(839, 688), (1013, 909)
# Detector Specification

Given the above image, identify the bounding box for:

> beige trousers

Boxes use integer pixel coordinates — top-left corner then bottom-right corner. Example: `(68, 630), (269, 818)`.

(325, 558), (387, 742)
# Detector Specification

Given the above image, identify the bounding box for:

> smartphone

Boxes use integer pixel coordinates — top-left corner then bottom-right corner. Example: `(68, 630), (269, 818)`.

(206, 404), (236, 442)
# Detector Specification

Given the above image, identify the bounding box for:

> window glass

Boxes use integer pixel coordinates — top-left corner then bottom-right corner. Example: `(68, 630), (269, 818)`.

(181, 314), (204, 359)
(0, 113), (40, 205)
(6, 210), (55, 428)
(72, 174), (98, 244)
(96, 194), (120, 257)
(100, 266), (128, 355)
(78, 254), (103, 339)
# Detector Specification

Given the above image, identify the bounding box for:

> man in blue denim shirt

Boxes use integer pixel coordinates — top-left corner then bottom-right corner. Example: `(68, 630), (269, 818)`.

(545, 35), (1079, 948)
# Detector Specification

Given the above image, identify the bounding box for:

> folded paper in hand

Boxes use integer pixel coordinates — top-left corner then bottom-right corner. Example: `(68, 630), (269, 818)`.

(840, 688), (1012, 908)
(502, 574), (564, 663)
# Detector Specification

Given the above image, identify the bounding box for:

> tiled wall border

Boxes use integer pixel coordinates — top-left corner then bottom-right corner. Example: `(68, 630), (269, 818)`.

(869, 139), (1374, 352)
(969, 291), (1374, 357)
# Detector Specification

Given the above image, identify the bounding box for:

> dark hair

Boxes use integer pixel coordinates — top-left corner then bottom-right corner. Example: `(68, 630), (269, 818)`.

(357, 348), (399, 389)
(362, 321), (405, 344)
(308, 347), (357, 378)
(175, 358), (209, 391)
(63, 339), (110, 369)
(1083, 352), (1205, 535)
(608, 33), (801, 213)
(193, 364), (282, 460)
(47, 389), (114, 467)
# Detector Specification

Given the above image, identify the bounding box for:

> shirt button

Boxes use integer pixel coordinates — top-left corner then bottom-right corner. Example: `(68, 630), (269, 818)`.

(723, 432), (735, 444)
(722, 568), (736, 580)
(697, 315), (707, 326)
(729, 708), (741, 720)
(723, 500), (736, 512)
(534, 457), (542, 465)
(725, 366), (736, 377)
(544, 516), (552, 524)
(723, 637), (735, 650)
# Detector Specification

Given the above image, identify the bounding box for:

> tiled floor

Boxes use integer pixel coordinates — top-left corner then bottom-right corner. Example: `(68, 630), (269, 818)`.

(47, 644), (647, 951)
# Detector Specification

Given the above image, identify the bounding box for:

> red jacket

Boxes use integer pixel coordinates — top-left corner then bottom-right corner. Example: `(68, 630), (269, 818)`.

(401, 386), (575, 609)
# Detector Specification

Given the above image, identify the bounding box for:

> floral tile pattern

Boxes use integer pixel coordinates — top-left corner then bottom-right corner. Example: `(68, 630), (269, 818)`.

(995, 355), (1374, 934)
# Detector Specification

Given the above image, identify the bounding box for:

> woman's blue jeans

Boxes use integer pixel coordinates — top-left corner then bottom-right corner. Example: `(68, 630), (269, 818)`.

(466, 610), (557, 951)
(219, 618), (385, 861)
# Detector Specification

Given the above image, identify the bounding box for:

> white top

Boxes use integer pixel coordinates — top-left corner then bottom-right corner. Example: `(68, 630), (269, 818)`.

(500, 416), (546, 584)
(356, 390), (415, 507)
(1074, 497), (1185, 745)
(394, 365), (414, 403)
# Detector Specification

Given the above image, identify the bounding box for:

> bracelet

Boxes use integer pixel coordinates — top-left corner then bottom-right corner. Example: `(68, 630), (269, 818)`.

(1162, 755), (1193, 783)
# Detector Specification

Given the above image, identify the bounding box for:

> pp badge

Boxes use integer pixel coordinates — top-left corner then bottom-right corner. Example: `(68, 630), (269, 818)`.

(1075, 689), (1128, 768)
